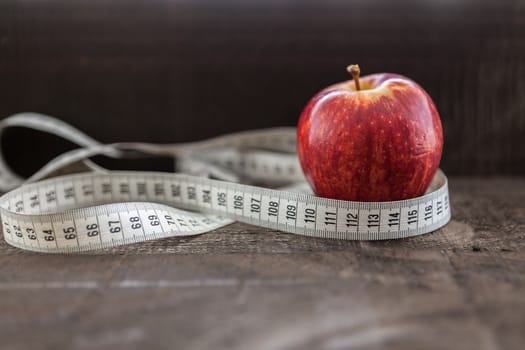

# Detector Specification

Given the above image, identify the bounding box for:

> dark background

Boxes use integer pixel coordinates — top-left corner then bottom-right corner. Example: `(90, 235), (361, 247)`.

(0, 0), (523, 177)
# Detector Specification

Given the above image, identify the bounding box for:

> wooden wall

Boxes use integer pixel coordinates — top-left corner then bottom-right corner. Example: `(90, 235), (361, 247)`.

(0, 0), (523, 176)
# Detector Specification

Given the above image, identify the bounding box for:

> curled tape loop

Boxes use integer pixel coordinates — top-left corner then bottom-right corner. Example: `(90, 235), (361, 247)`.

(0, 113), (451, 253)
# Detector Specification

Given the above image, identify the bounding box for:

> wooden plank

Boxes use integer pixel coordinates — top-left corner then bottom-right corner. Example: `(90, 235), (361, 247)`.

(0, 177), (523, 349)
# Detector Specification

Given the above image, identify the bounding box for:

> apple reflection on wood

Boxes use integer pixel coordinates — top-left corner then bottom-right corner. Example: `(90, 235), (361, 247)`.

(297, 65), (443, 202)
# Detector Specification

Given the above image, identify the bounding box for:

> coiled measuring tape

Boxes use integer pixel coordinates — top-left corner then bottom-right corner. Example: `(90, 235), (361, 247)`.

(0, 113), (451, 253)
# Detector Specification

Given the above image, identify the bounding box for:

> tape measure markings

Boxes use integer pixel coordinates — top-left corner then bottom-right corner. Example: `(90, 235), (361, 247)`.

(1, 170), (450, 253)
(0, 113), (451, 253)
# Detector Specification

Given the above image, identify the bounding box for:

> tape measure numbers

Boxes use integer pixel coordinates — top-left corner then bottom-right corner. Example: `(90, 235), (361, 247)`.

(0, 113), (451, 253)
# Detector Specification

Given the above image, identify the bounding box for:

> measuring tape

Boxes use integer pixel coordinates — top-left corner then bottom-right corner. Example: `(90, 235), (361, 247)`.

(0, 113), (451, 253)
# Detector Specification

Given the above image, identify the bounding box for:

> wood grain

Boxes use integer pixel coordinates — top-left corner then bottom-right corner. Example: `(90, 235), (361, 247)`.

(0, 176), (523, 350)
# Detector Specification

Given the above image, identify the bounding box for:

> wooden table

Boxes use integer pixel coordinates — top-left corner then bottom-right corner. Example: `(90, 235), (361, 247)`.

(1, 177), (523, 350)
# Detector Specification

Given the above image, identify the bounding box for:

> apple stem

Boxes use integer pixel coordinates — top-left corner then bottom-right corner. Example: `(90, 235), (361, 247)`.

(347, 64), (361, 91)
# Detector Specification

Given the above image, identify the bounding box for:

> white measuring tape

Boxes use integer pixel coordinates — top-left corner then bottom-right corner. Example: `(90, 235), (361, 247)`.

(0, 113), (450, 253)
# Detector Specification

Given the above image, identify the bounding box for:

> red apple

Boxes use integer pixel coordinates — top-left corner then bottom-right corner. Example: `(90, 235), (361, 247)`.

(297, 65), (443, 202)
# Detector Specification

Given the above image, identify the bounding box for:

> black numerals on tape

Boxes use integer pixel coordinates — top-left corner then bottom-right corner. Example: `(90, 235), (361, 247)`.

(424, 205), (432, 221)
(63, 227), (76, 240)
(305, 208), (315, 223)
(437, 201), (443, 216)
(109, 221), (122, 233)
(65, 187), (75, 199)
(286, 205), (297, 221)
(30, 195), (39, 208)
(171, 184), (181, 197)
(43, 230), (54, 241)
(388, 212), (400, 227)
(164, 215), (176, 226)
(46, 190), (56, 203)
(218, 192), (227, 206)
(325, 212), (336, 226)
(408, 210), (418, 225)
(15, 200), (23, 213)
(268, 201), (279, 216)
(130, 216), (142, 229)
(187, 186), (196, 201)
(251, 198), (261, 213)
(86, 223), (99, 237)
(346, 213), (358, 227)
(202, 190), (212, 204)
(1, 173), (449, 253)
(26, 228), (37, 240)
(149, 215), (160, 226)
(233, 195), (243, 210)
(367, 214), (380, 228)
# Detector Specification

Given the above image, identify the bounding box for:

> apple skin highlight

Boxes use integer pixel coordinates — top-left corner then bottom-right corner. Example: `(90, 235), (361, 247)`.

(297, 71), (443, 202)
